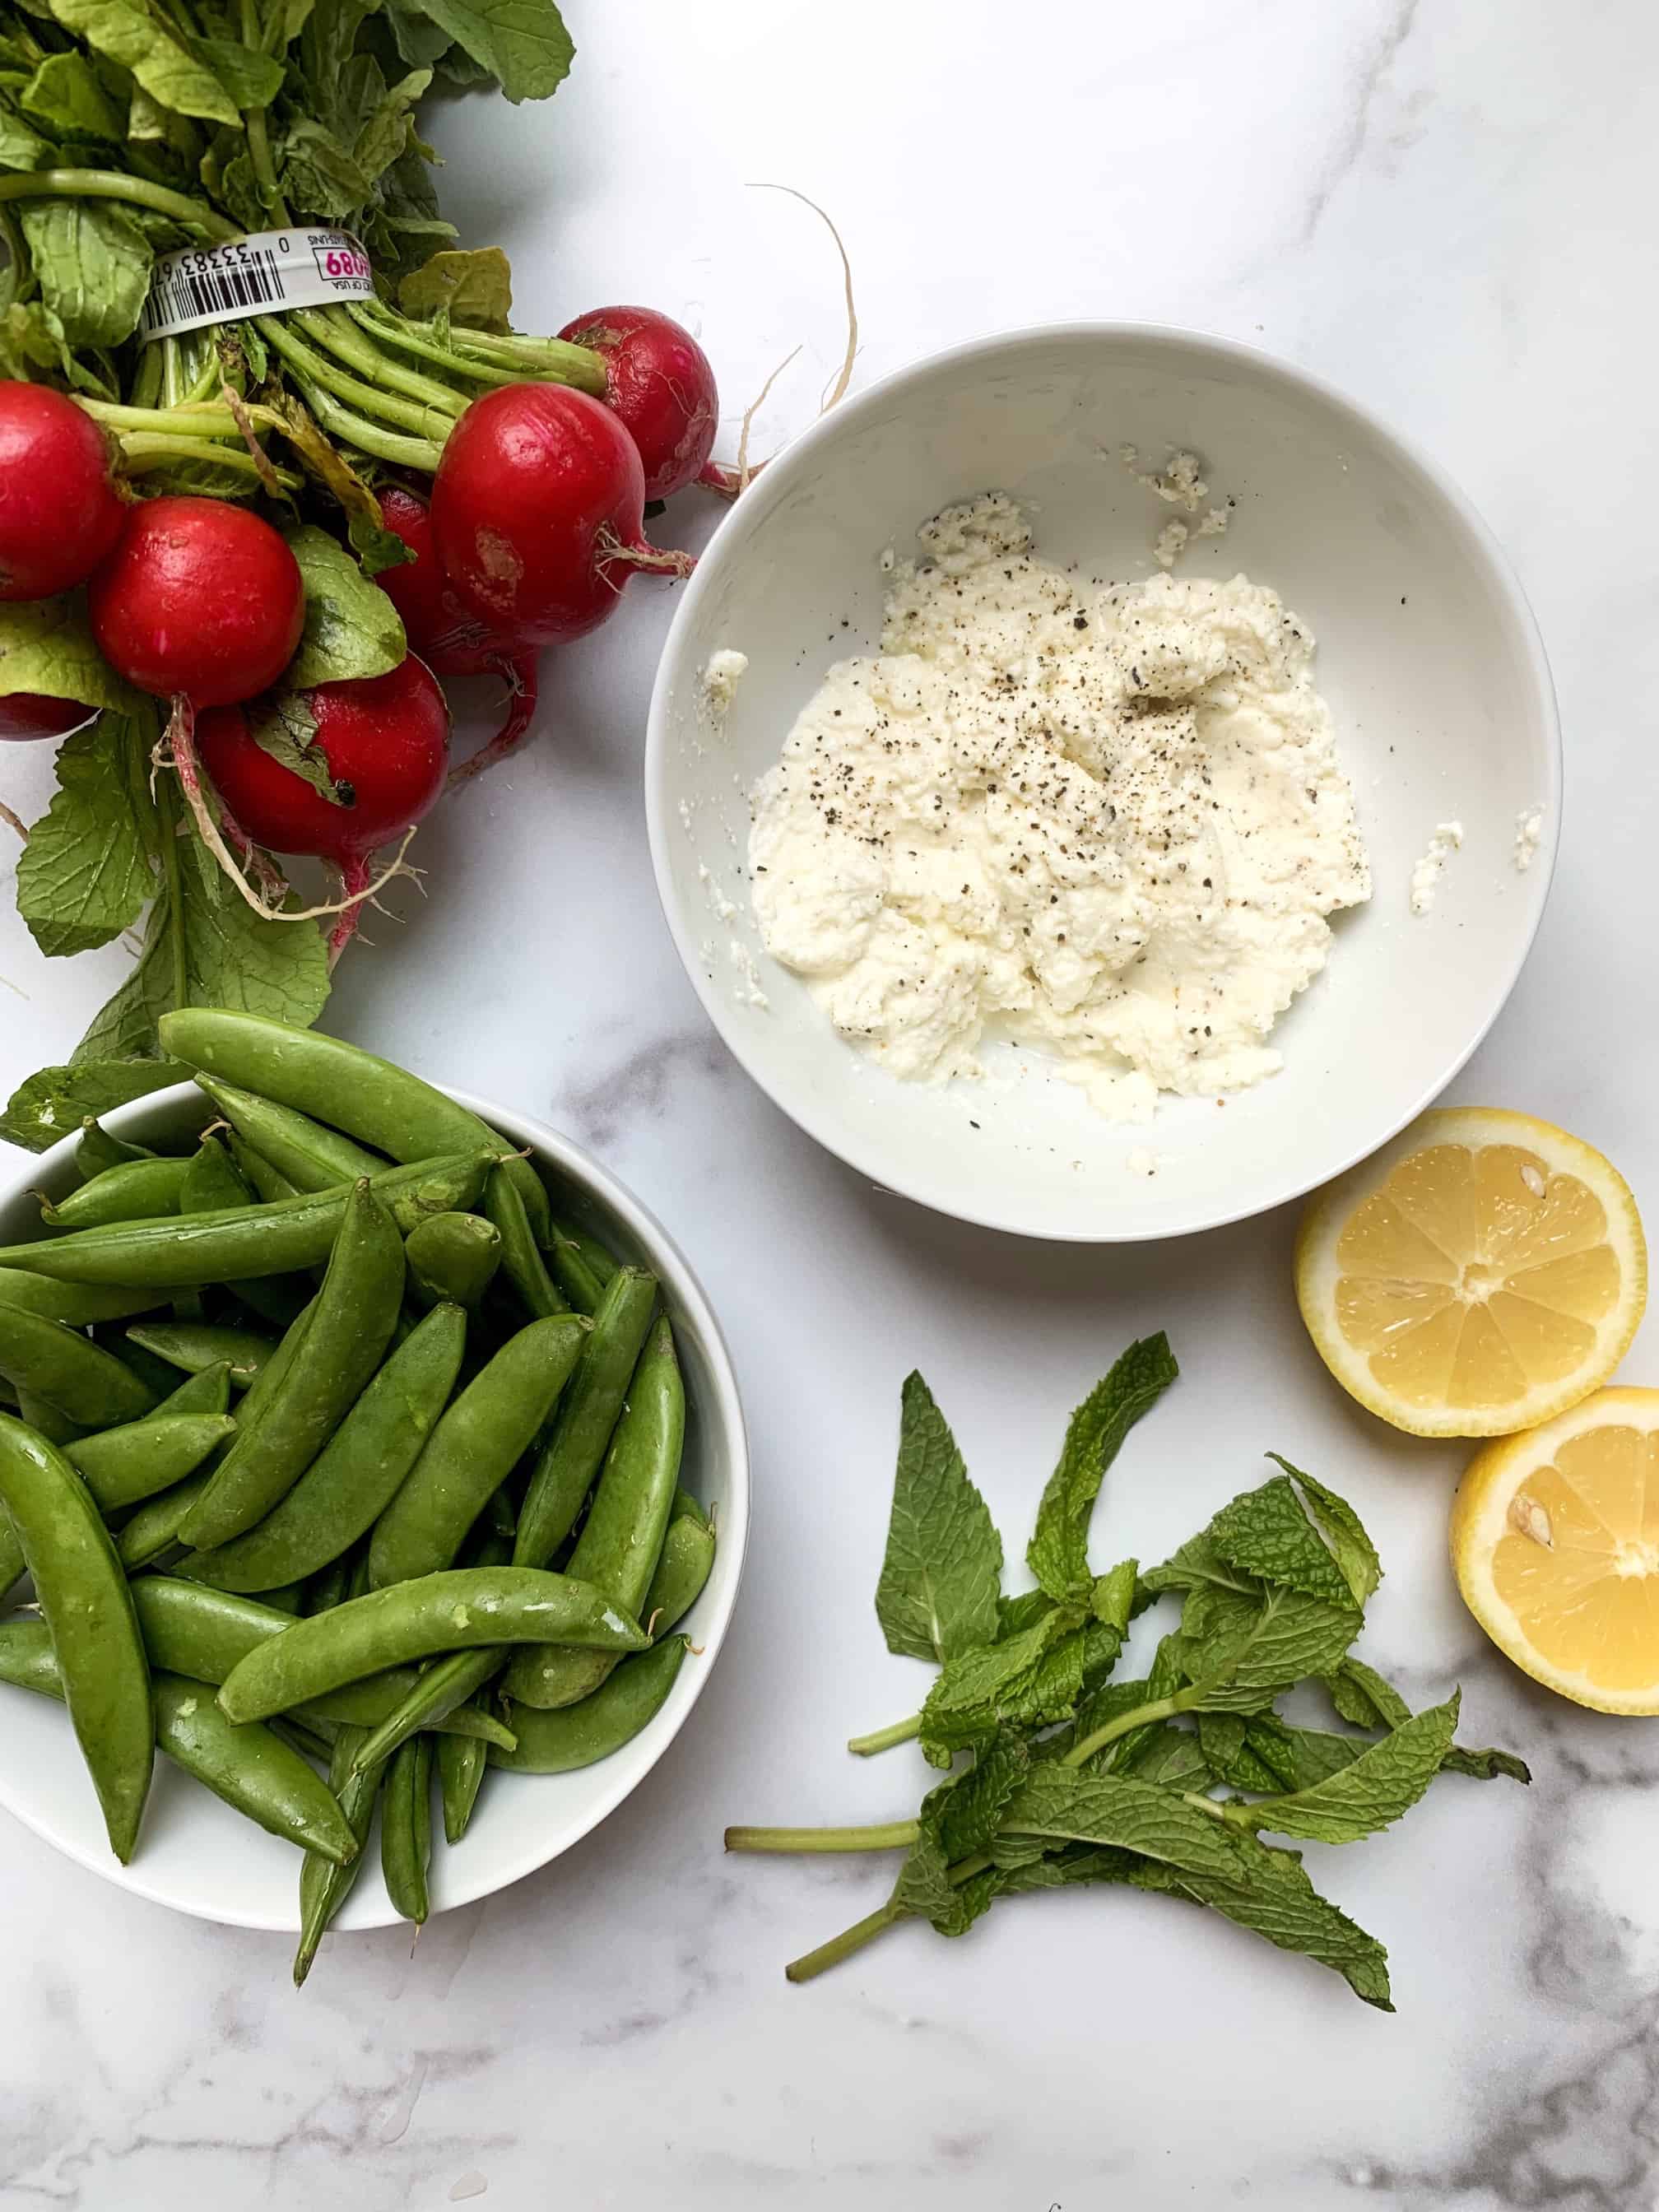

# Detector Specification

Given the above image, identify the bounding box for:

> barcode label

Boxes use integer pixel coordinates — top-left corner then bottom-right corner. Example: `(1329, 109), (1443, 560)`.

(139, 229), (375, 344)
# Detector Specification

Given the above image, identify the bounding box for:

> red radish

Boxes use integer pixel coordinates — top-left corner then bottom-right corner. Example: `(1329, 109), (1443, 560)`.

(555, 305), (719, 501)
(0, 384), (125, 601)
(197, 655), (449, 954)
(89, 496), (304, 708)
(374, 484), (525, 677)
(0, 694), (98, 742)
(431, 384), (694, 648)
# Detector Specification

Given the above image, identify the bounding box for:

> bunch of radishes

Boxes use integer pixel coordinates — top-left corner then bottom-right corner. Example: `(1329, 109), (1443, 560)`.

(0, 305), (722, 944)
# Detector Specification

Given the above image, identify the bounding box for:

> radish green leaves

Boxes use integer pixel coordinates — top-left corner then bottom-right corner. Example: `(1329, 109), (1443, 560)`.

(728, 1337), (1530, 2010)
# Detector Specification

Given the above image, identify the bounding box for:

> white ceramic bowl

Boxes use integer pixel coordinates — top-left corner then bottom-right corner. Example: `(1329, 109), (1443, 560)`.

(647, 323), (1561, 1242)
(0, 1085), (748, 1931)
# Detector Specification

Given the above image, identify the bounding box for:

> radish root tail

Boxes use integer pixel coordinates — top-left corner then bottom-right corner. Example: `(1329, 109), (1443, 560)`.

(0, 798), (26, 842)
(448, 653), (541, 789)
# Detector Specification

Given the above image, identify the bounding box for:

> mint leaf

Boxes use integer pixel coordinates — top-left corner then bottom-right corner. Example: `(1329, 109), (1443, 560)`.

(393, 0), (573, 101)
(1026, 1333), (1177, 1606)
(1322, 1658), (1530, 1785)
(1127, 1833), (1393, 2010)
(872, 1372), (1001, 1666)
(45, 0), (240, 124)
(1001, 1766), (1246, 1881)
(1266, 1455), (1382, 1605)
(397, 244), (513, 329)
(284, 523), (407, 687)
(893, 1733), (1028, 1936)
(1239, 1695), (1460, 1846)
(1176, 1582), (1363, 1698)
(1210, 1475), (1358, 1610)
(18, 198), (151, 348)
(247, 691), (350, 806)
(0, 595), (144, 715)
(918, 1604), (1085, 1764)
(0, 1057), (184, 1153)
(996, 1843), (1139, 1896)
(15, 718), (153, 956)
(1196, 1712), (1290, 1794)
(1090, 1557), (1138, 1633)
(1139, 1526), (1258, 1602)
(1442, 1743), (1531, 1784)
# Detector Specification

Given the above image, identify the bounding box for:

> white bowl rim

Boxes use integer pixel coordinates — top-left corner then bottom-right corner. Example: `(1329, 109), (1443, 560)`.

(644, 316), (1564, 1243)
(0, 1081), (750, 1931)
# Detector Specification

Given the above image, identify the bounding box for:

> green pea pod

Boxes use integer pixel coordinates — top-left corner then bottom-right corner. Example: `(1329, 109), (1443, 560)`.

(43, 1157), (189, 1229)
(228, 1136), (299, 1205)
(0, 1626), (358, 1865)
(270, 1711), (337, 1764)
(0, 1306), (158, 1426)
(194, 1076), (388, 1192)
(14, 1389), (89, 1446)
(124, 1322), (276, 1392)
(156, 1008), (549, 1247)
(514, 1268), (659, 1570)
(77, 1117), (154, 1177)
(67, 1413), (238, 1511)
(672, 1486), (710, 1532)
(437, 1724), (489, 1845)
(99, 1331), (184, 1403)
(153, 1361), (234, 1418)
(218, 1567), (648, 1722)
(493, 1638), (688, 1774)
(644, 1510), (716, 1636)
(503, 1318), (684, 1708)
(0, 1267), (167, 1327)
(179, 1136), (313, 1331)
(117, 1471), (213, 1570)
(0, 1150), (493, 1287)
(181, 1303), (468, 1592)
(260, 1581), (308, 1614)
(545, 1219), (615, 1315)
(382, 1734), (432, 1924)
(484, 1165), (566, 1320)
(368, 1314), (588, 1590)
(125, 1576), (514, 1745)
(295, 1722), (385, 1987)
(304, 1557), (352, 1615)
(178, 1182), (406, 1549)
(406, 1211), (502, 1311)
(343, 1647), (500, 1775)
(0, 1415), (152, 1859)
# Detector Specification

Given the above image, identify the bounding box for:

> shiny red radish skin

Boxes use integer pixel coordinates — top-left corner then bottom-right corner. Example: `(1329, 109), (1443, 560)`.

(556, 305), (719, 501)
(196, 656), (450, 865)
(374, 484), (527, 677)
(0, 693), (99, 742)
(0, 384), (125, 602)
(431, 384), (694, 648)
(88, 498), (304, 709)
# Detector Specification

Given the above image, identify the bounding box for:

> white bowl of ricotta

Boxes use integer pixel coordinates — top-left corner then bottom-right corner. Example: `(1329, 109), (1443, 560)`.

(646, 324), (1560, 1242)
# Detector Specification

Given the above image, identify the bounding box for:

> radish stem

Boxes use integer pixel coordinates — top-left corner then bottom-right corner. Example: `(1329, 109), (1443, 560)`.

(0, 170), (236, 239)
(295, 309), (469, 417)
(258, 317), (462, 441)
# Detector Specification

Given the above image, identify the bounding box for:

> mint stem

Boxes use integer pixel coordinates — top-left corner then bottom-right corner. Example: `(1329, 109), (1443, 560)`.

(725, 1820), (919, 1855)
(846, 1713), (922, 1757)
(784, 1900), (906, 1983)
(1063, 1690), (1186, 1768)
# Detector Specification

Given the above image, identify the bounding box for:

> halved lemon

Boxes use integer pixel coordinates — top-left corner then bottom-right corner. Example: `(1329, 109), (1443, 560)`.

(1295, 1108), (1646, 1438)
(1452, 1388), (1659, 1712)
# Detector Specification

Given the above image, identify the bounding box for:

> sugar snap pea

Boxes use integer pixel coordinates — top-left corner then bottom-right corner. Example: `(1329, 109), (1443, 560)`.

(303, 1557), (352, 1615)
(493, 1638), (688, 1773)
(295, 1723), (385, 1987)
(514, 1267), (659, 1570)
(0, 1266), (166, 1327)
(179, 1136), (312, 1329)
(368, 1313), (588, 1590)
(100, 1331), (184, 1403)
(0, 1305), (158, 1426)
(218, 1568), (648, 1722)
(437, 1722), (489, 1845)
(643, 1509), (716, 1637)
(382, 1734), (432, 1923)
(44, 1158), (189, 1229)
(343, 1646), (500, 1774)
(14, 1389), (88, 1445)
(67, 1413), (238, 1511)
(182, 1302), (467, 1592)
(178, 1181), (405, 1548)
(545, 1218), (616, 1315)
(124, 1322), (275, 1392)
(126, 1576), (513, 1744)
(0, 1149), (491, 1285)
(77, 1118), (154, 1177)
(117, 1471), (213, 1570)
(406, 1211), (502, 1311)
(0, 1625), (358, 1863)
(152, 1361), (234, 1418)
(227, 1136), (298, 1205)
(485, 1165), (565, 1320)
(0, 1415), (152, 1859)
(156, 1007), (549, 1243)
(504, 1317), (684, 1708)
(194, 1076), (388, 1193)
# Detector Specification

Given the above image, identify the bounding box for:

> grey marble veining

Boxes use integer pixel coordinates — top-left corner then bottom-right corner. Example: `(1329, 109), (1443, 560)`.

(5, 1), (1659, 2204)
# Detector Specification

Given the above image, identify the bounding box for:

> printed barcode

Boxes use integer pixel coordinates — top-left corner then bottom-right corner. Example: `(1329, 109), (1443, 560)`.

(139, 249), (286, 337)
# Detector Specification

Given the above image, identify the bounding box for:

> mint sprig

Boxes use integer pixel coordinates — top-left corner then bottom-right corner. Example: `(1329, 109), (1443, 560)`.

(727, 1340), (1530, 2010)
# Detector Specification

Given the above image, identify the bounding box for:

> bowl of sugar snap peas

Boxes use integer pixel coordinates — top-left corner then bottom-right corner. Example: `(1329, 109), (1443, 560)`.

(0, 1012), (748, 1968)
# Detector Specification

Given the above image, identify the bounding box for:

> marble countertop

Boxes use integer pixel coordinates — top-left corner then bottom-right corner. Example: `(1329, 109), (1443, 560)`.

(4, 2), (1658, 2204)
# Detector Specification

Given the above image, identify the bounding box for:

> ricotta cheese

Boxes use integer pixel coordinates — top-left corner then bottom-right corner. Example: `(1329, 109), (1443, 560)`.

(1409, 821), (1464, 916)
(701, 649), (748, 718)
(747, 495), (1370, 1121)
(1513, 806), (1543, 873)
